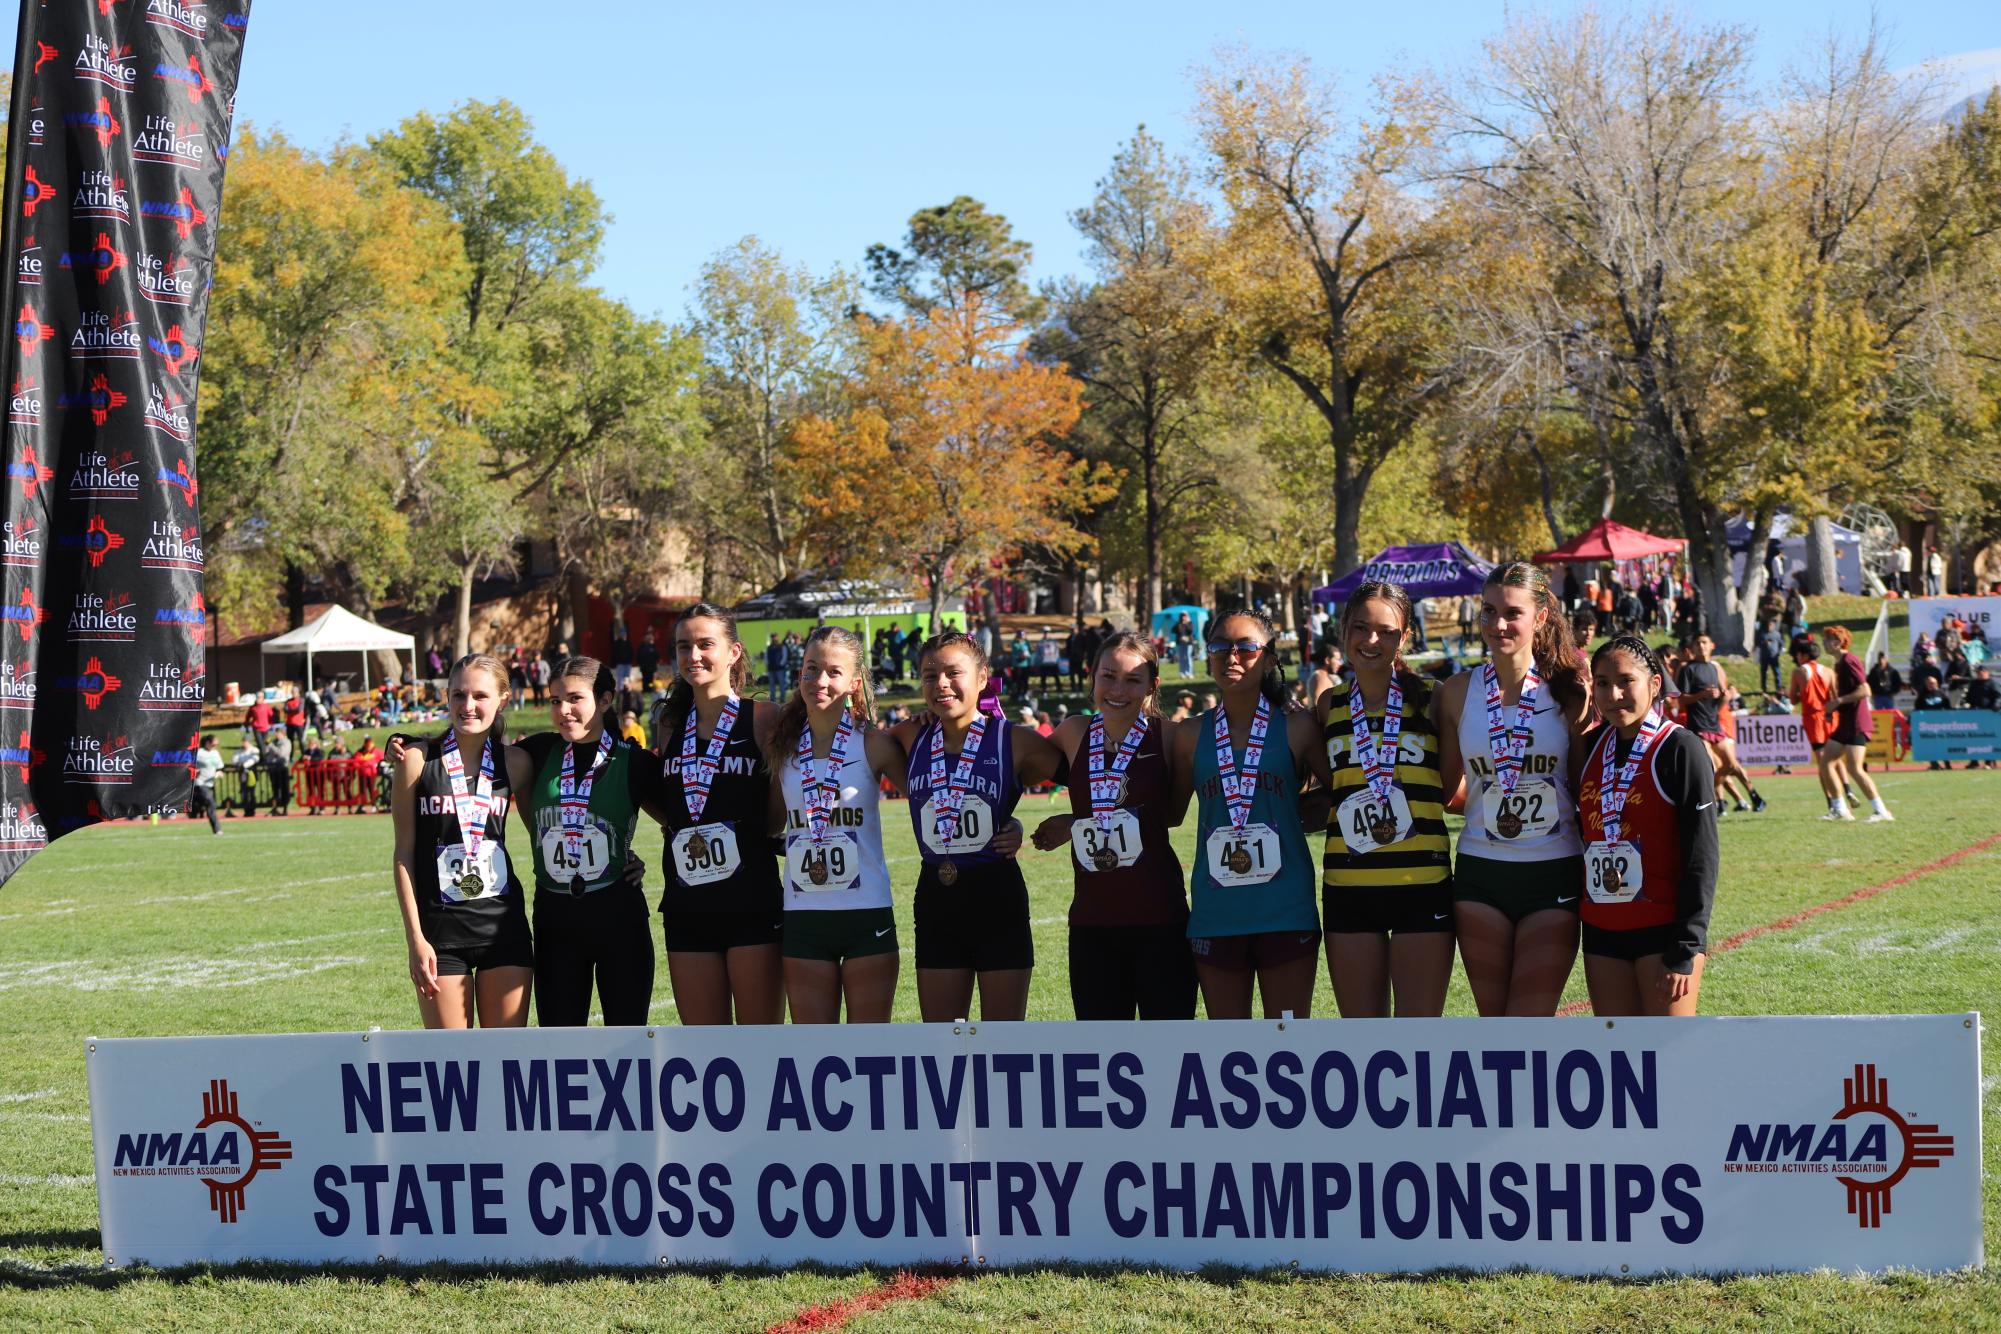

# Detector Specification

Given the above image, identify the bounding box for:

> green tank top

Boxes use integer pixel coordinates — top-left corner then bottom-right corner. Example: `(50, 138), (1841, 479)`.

(1187, 705), (1320, 938)
(524, 734), (641, 895)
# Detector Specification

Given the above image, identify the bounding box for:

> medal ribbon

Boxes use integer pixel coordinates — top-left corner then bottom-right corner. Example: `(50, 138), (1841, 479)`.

(927, 715), (988, 844)
(440, 731), (497, 871)
(1212, 696), (1272, 831)
(679, 693), (740, 824)
(1349, 674), (1404, 806)
(797, 712), (854, 846)
(1089, 713), (1149, 831)
(1482, 661), (1542, 795)
(1599, 711), (1666, 847)
(558, 727), (616, 857)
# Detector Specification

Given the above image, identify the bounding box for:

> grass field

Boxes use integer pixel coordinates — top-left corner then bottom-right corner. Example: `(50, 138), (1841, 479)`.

(1, 763), (1997, 1329)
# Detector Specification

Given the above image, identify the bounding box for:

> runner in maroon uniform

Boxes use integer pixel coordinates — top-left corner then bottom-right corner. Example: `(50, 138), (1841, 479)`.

(1578, 634), (1720, 1017)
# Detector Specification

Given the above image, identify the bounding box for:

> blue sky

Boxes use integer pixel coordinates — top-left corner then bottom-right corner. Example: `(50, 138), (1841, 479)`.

(17, 3), (2000, 324)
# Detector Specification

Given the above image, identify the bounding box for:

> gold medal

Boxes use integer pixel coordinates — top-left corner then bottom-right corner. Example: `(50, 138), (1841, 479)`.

(569, 875), (587, 896)
(1227, 845), (1254, 876)
(1495, 809), (1524, 839)
(1092, 844), (1119, 872)
(1370, 815), (1398, 846)
(1602, 861), (1623, 893)
(807, 855), (829, 886)
(937, 860), (960, 886)
(457, 871), (484, 896)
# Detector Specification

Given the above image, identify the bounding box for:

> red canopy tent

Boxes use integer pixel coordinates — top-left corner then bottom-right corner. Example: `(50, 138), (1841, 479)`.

(1533, 518), (1686, 564)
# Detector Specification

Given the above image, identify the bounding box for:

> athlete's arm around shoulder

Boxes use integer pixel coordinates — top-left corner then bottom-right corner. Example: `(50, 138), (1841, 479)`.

(1287, 704), (1330, 791)
(1164, 715), (1199, 827)
(501, 741), (534, 837)
(390, 746), (436, 998)
(862, 723), (908, 795)
(1012, 722), (1066, 787)
(1430, 677), (1466, 808)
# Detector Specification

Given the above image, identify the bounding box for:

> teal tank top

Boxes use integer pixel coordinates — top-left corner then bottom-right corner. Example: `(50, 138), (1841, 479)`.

(1188, 705), (1320, 938)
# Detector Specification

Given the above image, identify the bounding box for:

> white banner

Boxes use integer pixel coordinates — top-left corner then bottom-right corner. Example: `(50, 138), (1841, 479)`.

(1731, 712), (1814, 768)
(1909, 597), (2001, 645)
(87, 1017), (1982, 1275)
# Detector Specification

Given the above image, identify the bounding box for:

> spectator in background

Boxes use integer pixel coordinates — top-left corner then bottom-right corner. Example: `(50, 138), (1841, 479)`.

(764, 633), (788, 699)
(620, 709), (646, 747)
(264, 729), (292, 816)
(232, 735), (262, 818)
(1782, 582), (1807, 641)
(190, 735), (223, 834)
(1035, 628), (1063, 690)
(1926, 545), (1944, 596)
(1457, 594), (1479, 655)
(1867, 653), (1902, 711)
(1171, 611), (1196, 679)
(609, 619), (632, 675)
(1066, 619), (1092, 689)
(244, 694), (276, 748)
(1570, 610), (1597, 655)
(284, 691), (306, 750)
(885, 622), (907, 684)
(1009, 631), (1032, 703)
(1306, 641), (1348, 706)
(1169, 693), (1195, 723)
(636, 629), (661, 691)
(1562, 564), (1582, 612)
(1756, 619), (1784, 694)
(1940, 638), (1973, 692)
(1892, 542), (1912, 596)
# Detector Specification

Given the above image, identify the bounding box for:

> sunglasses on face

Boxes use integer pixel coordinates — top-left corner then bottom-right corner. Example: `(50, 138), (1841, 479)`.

(1208, 638), (1267, 656)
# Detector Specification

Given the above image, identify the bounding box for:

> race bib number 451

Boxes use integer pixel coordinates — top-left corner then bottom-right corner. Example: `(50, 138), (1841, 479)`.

(539, 825), (612, 884)
(1205, 823), (1280, 887)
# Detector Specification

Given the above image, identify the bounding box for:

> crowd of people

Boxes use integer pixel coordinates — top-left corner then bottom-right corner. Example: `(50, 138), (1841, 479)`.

(384, 562), (1731, 1035)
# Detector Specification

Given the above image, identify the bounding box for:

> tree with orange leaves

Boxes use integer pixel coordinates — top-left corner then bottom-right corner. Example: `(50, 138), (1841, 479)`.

(787, 298), (1113, 632)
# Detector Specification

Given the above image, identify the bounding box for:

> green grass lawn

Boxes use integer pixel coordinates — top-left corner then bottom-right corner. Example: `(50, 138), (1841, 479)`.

(1, 765), (1997, 1329)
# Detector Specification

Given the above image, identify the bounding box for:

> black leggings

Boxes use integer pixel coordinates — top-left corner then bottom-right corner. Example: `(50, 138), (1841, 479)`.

(1068, 923), (1197, 1020)
(533, 888), (655, 1026)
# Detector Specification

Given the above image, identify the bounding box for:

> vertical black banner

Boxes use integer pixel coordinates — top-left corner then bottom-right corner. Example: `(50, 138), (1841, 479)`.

(0, 0), (250, 886)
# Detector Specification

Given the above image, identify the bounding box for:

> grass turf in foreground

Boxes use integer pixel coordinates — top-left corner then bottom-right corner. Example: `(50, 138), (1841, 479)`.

(0, 768), (1997, 1330)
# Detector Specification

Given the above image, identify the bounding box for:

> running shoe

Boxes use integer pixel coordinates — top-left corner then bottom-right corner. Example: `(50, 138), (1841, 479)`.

(1865, 809), (1896, 823)
(1820, 807), (1857, 822)
(1751, 793), (1768, 813)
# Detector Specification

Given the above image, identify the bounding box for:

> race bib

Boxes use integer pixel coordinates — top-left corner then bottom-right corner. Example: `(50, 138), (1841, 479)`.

(786, 832), (861, 893)
(435, 842), (509, 903)
(1072, 809), (1142, 871)
(1481, 778), (1559, 840)
(1205, 823), (1280, 887)
(1336, 787), (1415, 854)
(539, 823), (613, 885)
(1585, 839), (1643, 904)
(918, 794), (994, 856)
(671, 822), (741, 887)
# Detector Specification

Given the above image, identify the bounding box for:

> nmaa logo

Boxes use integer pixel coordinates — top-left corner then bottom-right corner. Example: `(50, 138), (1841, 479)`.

(57, 655), (124, 711)
(63, 732), (136, 784)
(59, 515), (127, 569)
(2, 589), (46, 643)
(112, 1079), (292, 1223)
(140, 186), (204, 240)
(154, 52), (215, 106)
(1722, 1063), (1955, 1229)
(148, 324), (199, 376)
(154, 591), (206, 627)
(20, 165), (51, 219)
(0, 730), (44, 781)
(14, 303), (56, 357)
(157, 452), (198, 504)
(62, 95), (122, 151)
(7, 444), (55, 500)
(58, 230), (127, 285)
(57, 381), (133, 434)
(151, 731), (200, 770)
(0, 799), (47, 851)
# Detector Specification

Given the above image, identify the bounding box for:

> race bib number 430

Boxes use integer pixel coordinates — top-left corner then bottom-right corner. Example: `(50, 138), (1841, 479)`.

(918, 795), (994, 856)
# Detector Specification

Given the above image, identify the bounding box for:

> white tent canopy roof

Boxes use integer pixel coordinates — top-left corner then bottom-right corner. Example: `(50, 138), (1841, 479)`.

(260, 605), (414, 654)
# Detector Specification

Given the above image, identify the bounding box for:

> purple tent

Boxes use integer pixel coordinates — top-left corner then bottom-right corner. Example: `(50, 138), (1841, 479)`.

(1312, 542), (1496, 605)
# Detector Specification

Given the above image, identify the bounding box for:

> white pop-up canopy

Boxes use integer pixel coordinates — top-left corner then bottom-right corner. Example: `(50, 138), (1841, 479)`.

(259, 605), (415, 694)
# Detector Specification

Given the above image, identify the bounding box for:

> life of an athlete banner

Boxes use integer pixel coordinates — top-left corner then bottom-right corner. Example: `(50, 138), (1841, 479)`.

(86, 1017), (1982, 1274)
(0, 0), (251, 885)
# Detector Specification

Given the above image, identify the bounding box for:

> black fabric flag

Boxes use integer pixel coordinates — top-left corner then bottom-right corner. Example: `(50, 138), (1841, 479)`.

(0, 0), (251, 887)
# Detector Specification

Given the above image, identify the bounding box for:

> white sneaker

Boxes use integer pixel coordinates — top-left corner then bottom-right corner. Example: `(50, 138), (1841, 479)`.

(1866, 808), (1895, 823)
(1821, 806), (1857, 822)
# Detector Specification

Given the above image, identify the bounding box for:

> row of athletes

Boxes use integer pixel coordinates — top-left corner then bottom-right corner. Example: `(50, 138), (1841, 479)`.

(389, 559), (1718, 1031)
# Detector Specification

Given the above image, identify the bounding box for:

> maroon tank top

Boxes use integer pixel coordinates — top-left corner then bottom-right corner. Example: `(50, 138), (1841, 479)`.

(1064, 720), (1188, 928)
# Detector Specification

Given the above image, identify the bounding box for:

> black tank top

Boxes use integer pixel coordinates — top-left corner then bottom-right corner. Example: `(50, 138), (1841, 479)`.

(657, 700), (782, 914)
(412, 734), (524, 952)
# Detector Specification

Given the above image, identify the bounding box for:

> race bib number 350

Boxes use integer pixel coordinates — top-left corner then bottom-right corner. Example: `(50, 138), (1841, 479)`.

(1205, 823), (1280, 887)
(672, 822), (741, 887)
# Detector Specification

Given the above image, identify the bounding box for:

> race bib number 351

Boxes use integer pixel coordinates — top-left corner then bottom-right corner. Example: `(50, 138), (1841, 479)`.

(436, 843), (509, 903)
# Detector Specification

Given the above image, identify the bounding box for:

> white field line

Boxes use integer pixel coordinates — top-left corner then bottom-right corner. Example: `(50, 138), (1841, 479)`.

(0, 874), (376, 920)
(0, 1112), (88, 1123)
(1779, 923), (1991, 957)
(0, 1087), (58, 1104)
(0, 928), (394, 993)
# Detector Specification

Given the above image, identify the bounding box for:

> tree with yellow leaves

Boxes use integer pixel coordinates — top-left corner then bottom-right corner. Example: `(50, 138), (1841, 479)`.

(787, 298), (1112, 632)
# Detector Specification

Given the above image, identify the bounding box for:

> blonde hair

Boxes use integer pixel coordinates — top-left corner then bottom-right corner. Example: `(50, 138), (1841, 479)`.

(767, 626), (876, 767)
(449, 653), (511, 739)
